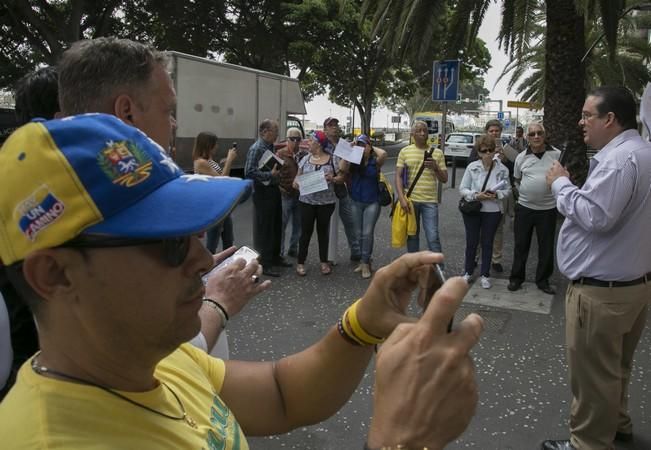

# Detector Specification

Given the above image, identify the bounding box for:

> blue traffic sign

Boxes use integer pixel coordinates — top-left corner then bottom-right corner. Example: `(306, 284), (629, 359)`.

(497, 111), (504, 120)
(432, 60), (460, 102)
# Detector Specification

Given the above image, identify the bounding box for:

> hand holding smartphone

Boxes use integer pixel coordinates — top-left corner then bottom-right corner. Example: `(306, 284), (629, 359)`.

(418, 263), (453, 332)
(202, 246), (259, 284)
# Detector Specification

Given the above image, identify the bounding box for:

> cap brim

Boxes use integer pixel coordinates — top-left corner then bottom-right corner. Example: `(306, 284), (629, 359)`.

(85, 176), (252, 238)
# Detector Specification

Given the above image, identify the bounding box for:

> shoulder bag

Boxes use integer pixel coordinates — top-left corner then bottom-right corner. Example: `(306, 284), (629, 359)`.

(330, 156), (348, 199)
(458, 162), (493, 216)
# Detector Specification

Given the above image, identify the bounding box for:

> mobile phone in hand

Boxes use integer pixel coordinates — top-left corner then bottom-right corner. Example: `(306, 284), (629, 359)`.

(201, 246), (259, 284)
(418, 263), (453, 332)
(232, 142), (238, 149)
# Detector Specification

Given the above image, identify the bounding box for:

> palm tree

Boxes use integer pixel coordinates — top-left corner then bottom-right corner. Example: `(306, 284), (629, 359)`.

(498, 13), (651, 103)
(361, 0), (634, 185)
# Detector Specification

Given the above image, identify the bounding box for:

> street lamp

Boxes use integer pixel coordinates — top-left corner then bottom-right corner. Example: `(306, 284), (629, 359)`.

(581, 2), (651, 63)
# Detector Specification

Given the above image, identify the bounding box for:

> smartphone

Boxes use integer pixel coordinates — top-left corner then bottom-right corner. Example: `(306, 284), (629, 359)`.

(418, 263), (453, 332)
(201, 246), (259, 284)
(232, 142), (238, 149)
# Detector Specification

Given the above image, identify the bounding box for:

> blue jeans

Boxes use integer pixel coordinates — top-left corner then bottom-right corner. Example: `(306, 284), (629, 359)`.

(281, 194), (301, 255)
(407, 202), (442, 254)
(338, 195), (360, 258)
(351, 200), (380, 264)
(206, 215), (234, 253)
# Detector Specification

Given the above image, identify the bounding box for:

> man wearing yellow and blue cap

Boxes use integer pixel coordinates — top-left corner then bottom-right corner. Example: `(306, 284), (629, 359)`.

(0, 112), (485, 449)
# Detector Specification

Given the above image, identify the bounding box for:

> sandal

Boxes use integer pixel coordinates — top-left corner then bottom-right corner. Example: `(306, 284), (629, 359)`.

(296, 264), (306, 276)
(320, 262), (332, 275)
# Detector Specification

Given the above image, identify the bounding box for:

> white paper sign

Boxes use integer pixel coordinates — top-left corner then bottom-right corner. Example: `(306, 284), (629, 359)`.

(297, 170), (329, 196)
(334, 138), (364, 164)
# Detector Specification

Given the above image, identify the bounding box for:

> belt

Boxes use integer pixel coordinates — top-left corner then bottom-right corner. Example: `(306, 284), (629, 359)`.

(572, 273), (651, 288)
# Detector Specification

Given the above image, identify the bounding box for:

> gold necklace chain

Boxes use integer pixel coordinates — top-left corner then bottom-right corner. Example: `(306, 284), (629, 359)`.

(31, 353), (198, 429)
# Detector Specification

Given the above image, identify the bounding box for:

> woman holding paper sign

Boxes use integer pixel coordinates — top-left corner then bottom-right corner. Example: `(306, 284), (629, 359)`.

(293, 130), (340, 276)
(339, 134), (387, 279)
(458, 135), (511, 289)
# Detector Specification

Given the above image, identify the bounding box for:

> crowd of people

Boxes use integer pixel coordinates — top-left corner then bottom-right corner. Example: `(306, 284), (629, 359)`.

(0, 37), (484, 450)
(0, 36), (649, 450)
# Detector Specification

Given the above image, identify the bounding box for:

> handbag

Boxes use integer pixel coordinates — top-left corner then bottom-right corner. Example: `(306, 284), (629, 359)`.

(458, 162), (493, 216)
(330, 156), (348, 199)
(378, 172), (393, 207)
(390, 150), (430, 216)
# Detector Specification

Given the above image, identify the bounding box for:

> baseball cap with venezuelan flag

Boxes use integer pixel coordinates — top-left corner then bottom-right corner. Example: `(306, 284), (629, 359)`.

(0, 113), (252, 265)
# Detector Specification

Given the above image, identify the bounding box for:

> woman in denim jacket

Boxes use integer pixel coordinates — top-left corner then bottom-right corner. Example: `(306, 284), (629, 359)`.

(459, 135), (511, 288)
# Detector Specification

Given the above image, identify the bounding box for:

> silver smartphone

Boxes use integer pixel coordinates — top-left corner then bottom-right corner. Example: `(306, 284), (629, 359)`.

(201, 246), (259, 284)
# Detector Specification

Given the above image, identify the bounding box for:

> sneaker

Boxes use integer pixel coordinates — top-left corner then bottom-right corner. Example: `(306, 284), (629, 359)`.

(361, 263), (371, 279)
(480, 276), (491, 289)
(353, 264), (363, 273)
(462, 273), (472, 283)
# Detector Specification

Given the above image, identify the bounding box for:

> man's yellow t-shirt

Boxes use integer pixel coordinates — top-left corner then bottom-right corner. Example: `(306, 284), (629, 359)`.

(0, 344), (248, 449)
(396, 144), (446, 203)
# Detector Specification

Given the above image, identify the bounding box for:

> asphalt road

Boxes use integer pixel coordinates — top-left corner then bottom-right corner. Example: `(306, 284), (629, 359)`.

(223, 149), (650, 450)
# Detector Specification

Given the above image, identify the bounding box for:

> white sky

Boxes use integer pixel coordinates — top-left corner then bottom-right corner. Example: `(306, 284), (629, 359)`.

(304, 1), (520, 128)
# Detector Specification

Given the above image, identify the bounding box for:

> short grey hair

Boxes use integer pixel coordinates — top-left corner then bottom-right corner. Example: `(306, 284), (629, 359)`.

(411, 120), (427, 132)
(286, 127), (302, 138)
(259, 119), (278, 134)
(58, 37), (168, 116)
(527, 121), (545, 134)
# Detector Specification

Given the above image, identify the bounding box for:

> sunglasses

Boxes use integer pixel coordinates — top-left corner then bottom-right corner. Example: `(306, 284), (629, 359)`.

(477, 148), (494, 154)
(528, 131), (544, 137)
(60, 235), (192, 267)
(288, 136), (301, 142)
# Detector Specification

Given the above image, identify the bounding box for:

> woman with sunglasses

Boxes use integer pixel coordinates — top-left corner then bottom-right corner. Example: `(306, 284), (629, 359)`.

(459, 135), (511, 289)
(293, 130), (340, 276)
(192, 131), (238, 253)
(338, 134), (386, 278)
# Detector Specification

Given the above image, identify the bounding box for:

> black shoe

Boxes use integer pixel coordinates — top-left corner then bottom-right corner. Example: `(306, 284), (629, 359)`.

(615, 431), (633, 442)
(540, 440), (576, 450)
(537, 282), (556, 295)
(507, 280), (522, 291)
(491, 263), (504, 273)
(262, 268), (281, 277)
(274, 257), (293, 268)
(287, 249), (298, 258)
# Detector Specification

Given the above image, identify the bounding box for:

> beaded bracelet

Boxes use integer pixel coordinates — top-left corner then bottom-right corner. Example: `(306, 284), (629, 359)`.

(337, 299), (386, 346)
(202, 298), (229, 330)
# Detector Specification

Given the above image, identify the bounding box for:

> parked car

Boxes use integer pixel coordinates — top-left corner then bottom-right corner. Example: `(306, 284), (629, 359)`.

(444, 132), (482, 163)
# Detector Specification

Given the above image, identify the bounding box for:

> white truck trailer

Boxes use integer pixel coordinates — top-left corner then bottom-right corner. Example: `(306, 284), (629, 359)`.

(167, 51), (307, 172)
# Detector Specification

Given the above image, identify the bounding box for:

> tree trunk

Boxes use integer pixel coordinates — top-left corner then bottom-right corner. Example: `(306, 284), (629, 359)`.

(544, 0), (588, 186)
(356, 101), (372, 135)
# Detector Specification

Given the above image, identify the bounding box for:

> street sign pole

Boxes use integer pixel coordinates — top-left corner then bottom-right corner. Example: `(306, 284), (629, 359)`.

(432, 59), (460, 189)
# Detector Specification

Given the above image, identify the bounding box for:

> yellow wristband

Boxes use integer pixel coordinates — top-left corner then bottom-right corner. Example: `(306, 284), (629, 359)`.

(347, 300), (385, 345)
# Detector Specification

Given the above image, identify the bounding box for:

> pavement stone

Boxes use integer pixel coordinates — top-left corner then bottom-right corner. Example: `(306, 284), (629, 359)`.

(226, 158), (650, 450)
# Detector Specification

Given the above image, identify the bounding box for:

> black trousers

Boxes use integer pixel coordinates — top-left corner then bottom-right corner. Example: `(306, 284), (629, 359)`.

(252, 184), (282, 267)
(462, 211), (502, 277)
(298, 202), (335, 264)
(509, 204), (557, 285)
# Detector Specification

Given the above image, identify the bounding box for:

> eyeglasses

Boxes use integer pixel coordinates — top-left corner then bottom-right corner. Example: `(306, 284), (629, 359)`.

(477, 148), (494, 154)
(580, 111), (603, 121)
(528, 130), (544, 137)
(288, 136), (301, 142)
(60, 235), (192, 267)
